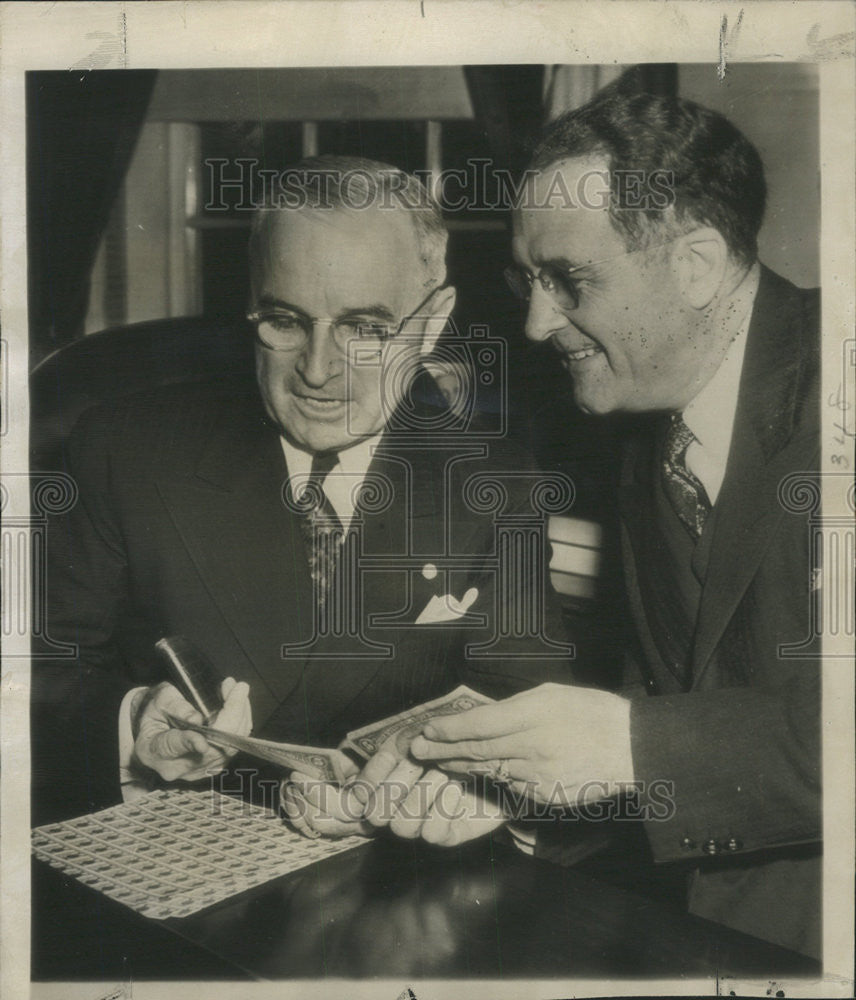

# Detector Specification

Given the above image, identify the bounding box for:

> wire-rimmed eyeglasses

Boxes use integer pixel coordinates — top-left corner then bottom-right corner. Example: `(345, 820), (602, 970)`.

(247, 286), (443, 353)
(504, 240), (677, 312)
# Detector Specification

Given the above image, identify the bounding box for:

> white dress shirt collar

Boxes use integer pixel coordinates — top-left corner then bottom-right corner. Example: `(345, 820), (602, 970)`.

(280, 434), (382, 531)
(681, 263), (760, 505)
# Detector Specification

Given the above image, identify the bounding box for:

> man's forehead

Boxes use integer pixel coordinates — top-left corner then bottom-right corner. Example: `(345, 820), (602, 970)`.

(255, 204), (423, 304)
(261, 203), (417, 253)
(514, 157), (616, 264)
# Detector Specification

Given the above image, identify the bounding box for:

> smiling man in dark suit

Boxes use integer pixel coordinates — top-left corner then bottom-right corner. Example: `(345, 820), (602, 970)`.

(34, 157), (573, 835)
(411, 92), (821, 958)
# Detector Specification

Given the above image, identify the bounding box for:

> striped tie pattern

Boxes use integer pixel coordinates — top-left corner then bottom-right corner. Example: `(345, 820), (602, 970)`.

(299, 451), (343, 606)
(662, 415), (712, 538)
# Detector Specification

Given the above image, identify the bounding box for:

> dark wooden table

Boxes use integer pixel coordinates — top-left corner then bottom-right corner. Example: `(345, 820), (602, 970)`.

(33, 831), (818, 982)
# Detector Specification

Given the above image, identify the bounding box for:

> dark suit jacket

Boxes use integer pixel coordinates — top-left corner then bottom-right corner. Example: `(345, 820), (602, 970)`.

(33, 374), (574, 824)
(620, 267), (821, 956)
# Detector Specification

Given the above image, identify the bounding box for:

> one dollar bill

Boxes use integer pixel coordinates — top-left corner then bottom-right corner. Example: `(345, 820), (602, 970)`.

(165, 714), (340, 783)
(342, 685), (494, 761)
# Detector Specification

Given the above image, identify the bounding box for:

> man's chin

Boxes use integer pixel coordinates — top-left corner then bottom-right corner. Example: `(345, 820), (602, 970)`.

(567, 375), (621, 417)
(290, 429), (351, 453)
(282, 418), (380, 455)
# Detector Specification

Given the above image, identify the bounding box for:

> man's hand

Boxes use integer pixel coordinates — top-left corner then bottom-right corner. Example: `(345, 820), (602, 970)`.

(132, 677), (251, 782)
(281, 745), (429, 839)
(394, 775), (507, 847)
(280, 751), (375, 839)
(281, 746), (506, 849)
(411, 682), (634, 808)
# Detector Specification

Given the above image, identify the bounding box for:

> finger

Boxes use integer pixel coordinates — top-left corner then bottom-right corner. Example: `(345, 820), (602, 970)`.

(437, 809), (504, 848)
(289, 786), (369, 838)
(363, 758), (424, 828)
(298, 780), (357, 824)
(145, 745), (222, 783)
(213, 681), (251, 733)
(331, 751), (360, 785)
(424, 756), (530, 781)
(423, 684), (563, 742)
(390, 768), (450, 840)
(425, 787), (506, 847)
(410, 731), (529, 764)
(287, 769), (322, 793)
(220, 676), (236, 700)
(194, 745), (231, 772)
(386, 757), (424, 790)
(419, 781), (464, 845)
(281, 785), (321, 838)
(348, 749), (400, 808)
(149, 726), (211, 761)
(285, 775), (368, 829)
(418, 692), (535, 745)
(234, 697), (253, 737)
(174, 761), (223, 782)
(361, 748), (401, 785)
(283, 785), (352, 839)
(153, 684), (204, 726)
(309, 812), (373, 839)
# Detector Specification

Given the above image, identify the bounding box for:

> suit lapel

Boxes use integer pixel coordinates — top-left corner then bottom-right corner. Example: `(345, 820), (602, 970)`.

(156, 393), (315, 722)
(690, 268), (819, 685)
(297, 433), (447, 722)
(617, 419), (683, 690)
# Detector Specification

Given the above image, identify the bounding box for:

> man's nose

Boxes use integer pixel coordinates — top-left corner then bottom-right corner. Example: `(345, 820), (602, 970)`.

(524, 284), (568, 343)
(296, 321), (340, 386)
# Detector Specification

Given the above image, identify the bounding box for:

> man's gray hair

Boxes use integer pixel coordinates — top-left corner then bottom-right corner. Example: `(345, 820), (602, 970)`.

(249, 155), (448, 287)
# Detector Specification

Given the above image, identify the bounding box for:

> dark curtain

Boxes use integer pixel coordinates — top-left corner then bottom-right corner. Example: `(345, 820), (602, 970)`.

(463, 64), (677, 176)
(26, 70), (157, 365)
(463, 65), (546, 174)
(613, 63), (678, 98)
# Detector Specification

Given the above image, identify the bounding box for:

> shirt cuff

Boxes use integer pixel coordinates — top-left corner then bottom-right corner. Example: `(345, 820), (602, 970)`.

(118, 686), (154, 802)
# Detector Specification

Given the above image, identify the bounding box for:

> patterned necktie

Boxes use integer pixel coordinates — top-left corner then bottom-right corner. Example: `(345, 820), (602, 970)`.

(299, 451), (343, 606)
(662, 415), (712, 538)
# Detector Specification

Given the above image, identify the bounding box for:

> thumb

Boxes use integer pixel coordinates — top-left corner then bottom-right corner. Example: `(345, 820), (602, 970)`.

(215, 680), (252, 733)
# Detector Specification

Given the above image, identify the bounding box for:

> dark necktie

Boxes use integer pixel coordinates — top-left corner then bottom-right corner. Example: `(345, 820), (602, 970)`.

(299, 451), (343, 606)
(662, 415), (712, 538)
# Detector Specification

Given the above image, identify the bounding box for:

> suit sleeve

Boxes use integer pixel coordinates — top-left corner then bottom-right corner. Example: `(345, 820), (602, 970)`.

(630, 668), (821, 862)
(32, 407), (133, 822)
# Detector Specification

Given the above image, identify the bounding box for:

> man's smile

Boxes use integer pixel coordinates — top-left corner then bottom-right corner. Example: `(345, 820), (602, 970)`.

(552, 333), (605, 366)
(291, 393), (348, 417)
(562, 344), (603, 363)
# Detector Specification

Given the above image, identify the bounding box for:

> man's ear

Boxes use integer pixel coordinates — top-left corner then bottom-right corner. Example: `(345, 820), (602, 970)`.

(418, 286), (457, 356)
(671, 228), (729, 309)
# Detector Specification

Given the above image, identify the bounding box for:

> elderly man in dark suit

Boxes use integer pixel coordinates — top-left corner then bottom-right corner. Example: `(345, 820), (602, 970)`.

(33, 156), (574, 833)
(412, 92), (821, 958)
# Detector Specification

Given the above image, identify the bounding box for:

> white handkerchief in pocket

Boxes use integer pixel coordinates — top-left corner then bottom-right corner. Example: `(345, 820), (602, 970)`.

(415, 587), (479, 624)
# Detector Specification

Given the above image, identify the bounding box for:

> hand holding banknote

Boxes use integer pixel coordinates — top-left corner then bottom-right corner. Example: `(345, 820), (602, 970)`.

(410, 682), (634, 807)
(132, 677), (252, 782)
(283, 686), (505, 843)
(281, 750), (394, 839)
